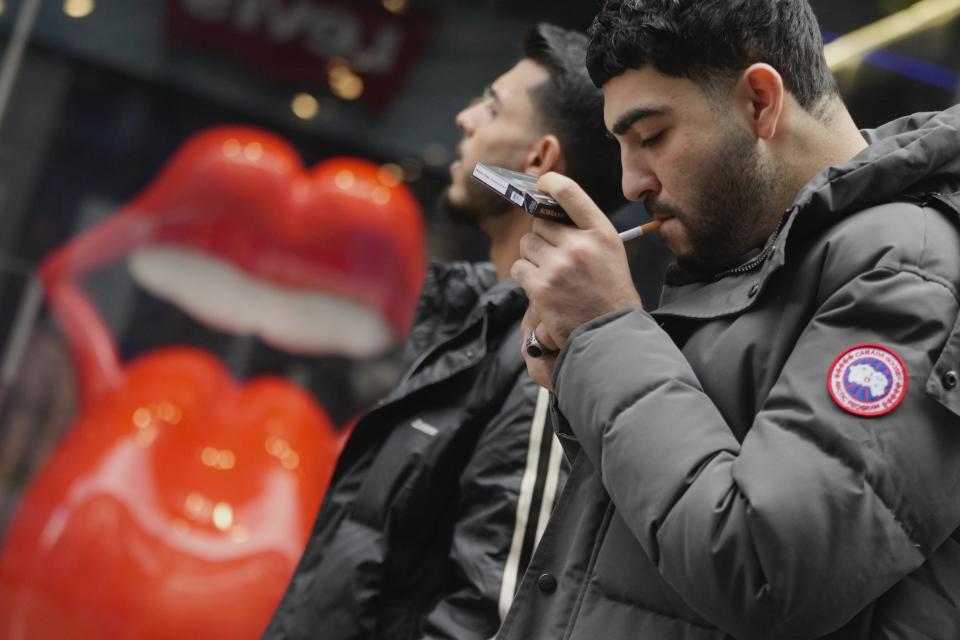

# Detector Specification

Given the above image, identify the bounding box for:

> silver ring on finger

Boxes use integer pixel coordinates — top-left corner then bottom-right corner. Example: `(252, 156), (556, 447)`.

(525, 329), (552, 358)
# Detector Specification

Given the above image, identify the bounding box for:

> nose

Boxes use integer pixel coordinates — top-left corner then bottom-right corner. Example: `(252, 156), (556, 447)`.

(621, 151), (661, 204)
(455, 103), (478, 136)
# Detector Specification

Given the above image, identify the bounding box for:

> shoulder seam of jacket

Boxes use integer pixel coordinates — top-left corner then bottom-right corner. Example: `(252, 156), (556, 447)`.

(875, 264), (959, 306)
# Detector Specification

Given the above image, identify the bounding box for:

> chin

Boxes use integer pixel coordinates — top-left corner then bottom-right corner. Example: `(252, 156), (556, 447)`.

(443, 189), (465, 212)
(658, 228), (687, 260)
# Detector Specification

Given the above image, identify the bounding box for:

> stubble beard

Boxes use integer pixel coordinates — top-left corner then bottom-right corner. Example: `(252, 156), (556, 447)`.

(439, 171), (513, 226)
(669, 124), (780, 275)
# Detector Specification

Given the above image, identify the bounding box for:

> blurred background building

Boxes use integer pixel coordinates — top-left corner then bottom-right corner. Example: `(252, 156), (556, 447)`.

(0, 0), (957, 637)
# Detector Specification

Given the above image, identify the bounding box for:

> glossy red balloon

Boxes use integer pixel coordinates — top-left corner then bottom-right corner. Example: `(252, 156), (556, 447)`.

(0, 126), (426, 639)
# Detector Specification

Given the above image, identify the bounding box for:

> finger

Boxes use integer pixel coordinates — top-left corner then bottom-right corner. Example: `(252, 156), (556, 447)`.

(510, 257), (541, 292)
(521, 326), (556, 378)
(522, 349), (557, 391)
(524, 304), (541, 326)
(525, 323), (560, 360)
(538, 172), (615, 232)
(534, 322), (560, 352)
(518, 231), (557, 267)
(521, 308), (546, 360)
(520, 306), (539, 337)
(530, 216), (578, 247)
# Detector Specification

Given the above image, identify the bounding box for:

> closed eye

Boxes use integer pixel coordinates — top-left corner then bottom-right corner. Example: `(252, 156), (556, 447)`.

(482, 86), (500, 117)
(641, 130), (666, 149)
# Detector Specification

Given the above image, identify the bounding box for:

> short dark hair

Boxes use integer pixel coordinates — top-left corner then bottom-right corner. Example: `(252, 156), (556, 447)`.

(586, 0), (838, 114)
(523, 24), (624, 213)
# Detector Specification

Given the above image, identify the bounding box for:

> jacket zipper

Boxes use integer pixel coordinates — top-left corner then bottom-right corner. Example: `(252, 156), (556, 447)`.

(928, 192), (958, 213)
(714, 207), (794, 280)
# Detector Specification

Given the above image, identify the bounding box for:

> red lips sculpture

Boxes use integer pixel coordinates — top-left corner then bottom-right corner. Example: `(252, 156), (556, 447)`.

(0, 127), (426, 638)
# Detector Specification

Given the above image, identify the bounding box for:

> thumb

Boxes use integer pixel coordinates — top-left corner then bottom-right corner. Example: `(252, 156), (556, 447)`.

(534, 322), (560, 352)
(538, 172), (612, 232)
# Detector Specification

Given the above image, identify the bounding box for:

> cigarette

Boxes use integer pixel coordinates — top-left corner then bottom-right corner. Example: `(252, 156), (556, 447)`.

(618, 220), (662, 242)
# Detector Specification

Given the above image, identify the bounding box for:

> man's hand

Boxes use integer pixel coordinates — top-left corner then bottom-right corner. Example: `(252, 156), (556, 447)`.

(521, 306), (559, 389)
(511, 172), (643, 356)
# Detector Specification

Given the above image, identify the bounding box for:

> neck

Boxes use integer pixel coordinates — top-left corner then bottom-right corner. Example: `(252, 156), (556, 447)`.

(777, 98), (868, 213)
(477, 208), (533, 281)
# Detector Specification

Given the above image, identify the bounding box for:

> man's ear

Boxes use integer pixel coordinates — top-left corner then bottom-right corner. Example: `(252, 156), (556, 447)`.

(737, 63), (785, 141)
(523, 134), (565, 177)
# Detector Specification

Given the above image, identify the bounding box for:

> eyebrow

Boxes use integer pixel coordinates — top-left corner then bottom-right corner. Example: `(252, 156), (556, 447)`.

(483, 85), (502, 104)
(611, 106), (671, 137)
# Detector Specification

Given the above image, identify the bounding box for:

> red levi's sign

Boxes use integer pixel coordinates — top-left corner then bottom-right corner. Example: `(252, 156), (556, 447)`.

(165, 0), (436, 109)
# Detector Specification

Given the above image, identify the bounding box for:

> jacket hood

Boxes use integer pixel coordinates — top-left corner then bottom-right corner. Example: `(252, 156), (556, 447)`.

(656, 105), (960, 319)
(789, 104), (960, 241)
(403, 261), (525, 362)
(416, 261), (499, 321)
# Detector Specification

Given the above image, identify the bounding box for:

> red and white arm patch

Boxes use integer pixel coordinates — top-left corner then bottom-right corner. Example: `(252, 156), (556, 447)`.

(827, 344), (908, 417)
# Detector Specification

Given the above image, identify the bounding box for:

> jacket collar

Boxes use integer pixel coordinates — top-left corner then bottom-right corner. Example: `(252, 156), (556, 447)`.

(655, 104), (960, 321)
(405, 260), (526, 359)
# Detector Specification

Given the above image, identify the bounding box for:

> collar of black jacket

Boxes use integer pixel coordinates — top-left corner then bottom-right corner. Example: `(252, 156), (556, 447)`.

(382, 263), (527, 404)
(408, 260), (525, 348)
(405, 261), (501, 358)
(416, 261), (499, 320)
(653, 104), (960, 321)
(459, 272), (528, 334)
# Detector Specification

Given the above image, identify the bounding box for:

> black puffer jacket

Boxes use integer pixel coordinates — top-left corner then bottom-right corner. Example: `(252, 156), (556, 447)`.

(264, 262), (565, 640)
(497, 107), (960, 639)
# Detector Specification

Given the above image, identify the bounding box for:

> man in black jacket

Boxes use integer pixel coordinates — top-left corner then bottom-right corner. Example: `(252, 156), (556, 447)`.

(262, 24), (623, 640)
(506, 1), (960, 638)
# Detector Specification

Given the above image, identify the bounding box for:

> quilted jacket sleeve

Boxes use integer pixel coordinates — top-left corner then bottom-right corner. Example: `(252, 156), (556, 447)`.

(552, 205), (960, 639)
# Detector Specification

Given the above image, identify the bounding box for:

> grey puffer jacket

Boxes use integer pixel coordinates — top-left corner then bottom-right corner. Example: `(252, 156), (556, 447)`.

(496, 106), (960, 639)
(264, 262), (565, 640)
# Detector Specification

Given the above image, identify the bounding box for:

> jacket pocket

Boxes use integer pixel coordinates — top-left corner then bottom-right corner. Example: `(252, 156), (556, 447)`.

(350, 407), (462, 531)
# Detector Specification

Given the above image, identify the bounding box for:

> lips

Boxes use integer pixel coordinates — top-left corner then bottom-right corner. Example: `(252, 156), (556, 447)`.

(648, 205), (675, 223)
(653, 214), (678, 235)
(41, 127), (427, 369)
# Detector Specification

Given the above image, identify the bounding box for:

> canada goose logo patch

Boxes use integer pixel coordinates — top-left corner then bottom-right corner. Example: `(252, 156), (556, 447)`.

(828, 344), (908, 417)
